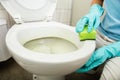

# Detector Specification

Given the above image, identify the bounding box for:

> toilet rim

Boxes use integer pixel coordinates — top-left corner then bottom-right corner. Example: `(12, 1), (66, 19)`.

(6, 22), (96, 63)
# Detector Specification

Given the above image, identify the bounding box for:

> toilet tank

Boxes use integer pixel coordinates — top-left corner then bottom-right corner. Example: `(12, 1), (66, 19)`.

(0, 19), (11, 62)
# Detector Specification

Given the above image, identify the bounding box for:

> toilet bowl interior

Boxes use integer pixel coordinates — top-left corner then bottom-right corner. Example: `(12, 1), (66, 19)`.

(24, 37), (79, 54)
(16, 23), (84, 54)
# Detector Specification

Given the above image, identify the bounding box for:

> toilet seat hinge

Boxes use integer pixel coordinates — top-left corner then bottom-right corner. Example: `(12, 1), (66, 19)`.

(14, 14), (23, 24)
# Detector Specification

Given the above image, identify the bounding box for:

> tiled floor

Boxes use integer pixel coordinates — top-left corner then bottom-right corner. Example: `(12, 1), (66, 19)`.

(0, 58), (32, 80)
(0, 58), (99, 80)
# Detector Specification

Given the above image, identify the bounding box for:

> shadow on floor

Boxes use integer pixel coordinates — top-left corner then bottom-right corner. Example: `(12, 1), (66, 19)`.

(0, 58), (99, 80)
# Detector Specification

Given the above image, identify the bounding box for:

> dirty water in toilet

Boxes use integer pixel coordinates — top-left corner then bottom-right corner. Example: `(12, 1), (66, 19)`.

(24, 37), (78, 54)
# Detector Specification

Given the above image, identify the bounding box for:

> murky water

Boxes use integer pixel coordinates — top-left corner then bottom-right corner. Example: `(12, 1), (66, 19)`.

(24, 37), (78, 54)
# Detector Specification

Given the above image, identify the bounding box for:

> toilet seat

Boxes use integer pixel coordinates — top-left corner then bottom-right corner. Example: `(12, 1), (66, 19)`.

(0, 0), (57, 23)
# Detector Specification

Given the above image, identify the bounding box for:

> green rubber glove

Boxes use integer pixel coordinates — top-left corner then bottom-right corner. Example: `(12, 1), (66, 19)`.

(76, 4), (104, 33)
(76, 41), (120, 73)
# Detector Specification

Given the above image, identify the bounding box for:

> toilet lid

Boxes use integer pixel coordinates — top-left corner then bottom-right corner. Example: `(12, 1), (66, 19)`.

(0, 0), (57, 23)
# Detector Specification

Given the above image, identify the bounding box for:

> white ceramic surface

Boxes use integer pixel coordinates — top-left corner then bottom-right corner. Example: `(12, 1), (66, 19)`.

(6, 22), (95, 80)
(0, 0), (57, 23)
(2, 0), (95, 80)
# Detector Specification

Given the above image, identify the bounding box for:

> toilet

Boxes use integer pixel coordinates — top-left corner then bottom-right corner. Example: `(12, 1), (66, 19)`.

(0, 0), (96, 80)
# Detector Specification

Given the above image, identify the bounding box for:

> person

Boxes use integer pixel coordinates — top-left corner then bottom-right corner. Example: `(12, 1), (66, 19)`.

(76, 0), (120, 80)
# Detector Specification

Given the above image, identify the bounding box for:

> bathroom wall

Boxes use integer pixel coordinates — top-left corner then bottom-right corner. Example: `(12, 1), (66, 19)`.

(71, 0), (91, 26)
(53, 0), (73, 25)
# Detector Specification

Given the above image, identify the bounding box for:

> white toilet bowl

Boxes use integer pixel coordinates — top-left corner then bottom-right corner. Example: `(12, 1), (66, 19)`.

(1, 0), (96, 80)
(6, 21), (95, 80)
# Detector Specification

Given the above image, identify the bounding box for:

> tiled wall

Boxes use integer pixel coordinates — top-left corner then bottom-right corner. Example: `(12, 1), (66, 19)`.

(53, 0), (73, 25)
(71, 0), (91, 26)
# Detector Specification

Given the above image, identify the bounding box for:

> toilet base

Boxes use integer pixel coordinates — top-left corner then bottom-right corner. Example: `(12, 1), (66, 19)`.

(33, 74), (65, 80)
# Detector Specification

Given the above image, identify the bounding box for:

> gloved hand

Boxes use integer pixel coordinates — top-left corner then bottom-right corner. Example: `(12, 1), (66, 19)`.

(76, 41), (120, 73)
(76, 4), (104, 33)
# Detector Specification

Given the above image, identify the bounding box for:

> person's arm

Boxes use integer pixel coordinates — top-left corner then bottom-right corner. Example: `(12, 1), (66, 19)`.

(76, 41), (120, 73)
(76, 0), (104, 33)
(91, 0), (104, 6)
